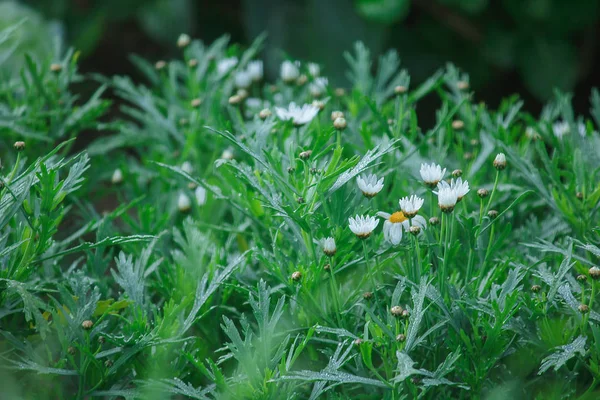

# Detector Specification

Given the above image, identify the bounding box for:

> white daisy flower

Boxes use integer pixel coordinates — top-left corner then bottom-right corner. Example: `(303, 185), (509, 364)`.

(322, 237), (337, 256)
(451, 177), (470, 200)
(181, 161), (193, 174)
(376, 211), (426, 245)
(234, 69), (252, 89)
(420, 163), (446, 188)
(309, 77), (328, 97)
(553, 120), (570, 140)
(436, 186), (458, 213)
(349, 215), (379, 239)
(195, 186), (207, 206)
(274, 102), (320, 126)
(177, 192), (191, 212)
(308, 62), (320, 77)
(281, 60), (300, 83)
(436, 177), (470, 201)
(111, 168), (123, 184)
(217, 57), (238, 75)
(399, 195), (424, 218)
(356, 174), (384, 198)
(247, 60), (263, 81)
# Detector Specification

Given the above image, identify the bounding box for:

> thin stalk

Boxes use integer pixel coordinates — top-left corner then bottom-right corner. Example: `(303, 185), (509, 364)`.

(439, 212), (447, 295)
(329, 257), (343, 326)
(414, 233), (422, 282)
(362, 239), (378, 301)
(484, 170), (500, 215)
(482, 223), (496, 269)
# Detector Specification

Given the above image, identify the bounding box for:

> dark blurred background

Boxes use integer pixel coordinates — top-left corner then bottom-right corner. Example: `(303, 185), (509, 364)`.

(3, 0), (600, 114)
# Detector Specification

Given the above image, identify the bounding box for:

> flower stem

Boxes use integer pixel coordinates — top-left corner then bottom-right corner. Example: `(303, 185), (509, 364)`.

(362, 239), (377, 301)
(329, 258), (343, 326)
(484, 170), (500, 215)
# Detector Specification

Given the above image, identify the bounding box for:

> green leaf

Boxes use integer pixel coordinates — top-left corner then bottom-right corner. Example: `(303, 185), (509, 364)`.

(539, 336), (587, 375)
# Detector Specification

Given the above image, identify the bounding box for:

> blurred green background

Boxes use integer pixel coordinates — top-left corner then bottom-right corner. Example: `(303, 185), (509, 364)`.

(3, 0), (600, 112)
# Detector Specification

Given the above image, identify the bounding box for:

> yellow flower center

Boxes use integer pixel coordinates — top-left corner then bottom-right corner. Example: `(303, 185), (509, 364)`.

(389, 211), (407, 223)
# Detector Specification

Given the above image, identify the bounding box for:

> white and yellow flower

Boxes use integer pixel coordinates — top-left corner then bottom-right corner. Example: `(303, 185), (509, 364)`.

(376, 211), (426, 245)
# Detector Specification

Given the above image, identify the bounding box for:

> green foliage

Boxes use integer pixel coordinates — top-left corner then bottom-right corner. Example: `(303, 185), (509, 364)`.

(1, 32), (600, 400)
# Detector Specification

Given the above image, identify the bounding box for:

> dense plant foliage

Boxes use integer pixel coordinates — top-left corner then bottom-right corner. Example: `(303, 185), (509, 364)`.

(1, 28), (600, 399)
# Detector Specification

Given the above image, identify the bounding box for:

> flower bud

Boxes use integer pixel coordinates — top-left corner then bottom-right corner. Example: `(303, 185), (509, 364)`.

(82, 320), (94, 330)
(401, 309), (410, 319)
(576, 192), (584, 200)
(396, 334), (406, 342)
(155, 60), (167, 70)
(333, 117), (347, 130)
(452, 120), (465, 130)
(391, 305), (404, 317)
(104, 359), (114, 368)
(221, 149), (234, 160)
(297, 197), (305, 204)
(228, 95), (242, 105)
(177, 33), (191, 48)
(323, 263), (331, 271)
(589, 266), (600, 280)
(457, 81), (469, 90)
(259, 108), (272, 120)
(409, 226), (420, 236)
(579, 304), (590, 314)
(98, 336), (106, 344)
(493, 153), (507, 170)
(14, 141), (25, 151)
(470, 139), (479, 146)
(363, 291), (373, 300)
(296, 74), (308, 86)
(312, 100), (325, 110)
(50, 63), (62, 73)
(531, 284), (541, 293)
(429, 217), (439, 226)
(177, 193), (192, 213)
(191, 98), (202, 108)
(331, 111), (345, 121)
(577, 274), (587, 282)
(487, 210), (498, 219)
(353, 338), (363, 346)
(394, 85), (407, 95)
(111, 169), (123, 185)
(68, 346), (76, 355)
(452, 169), (462, 178)
(299, 150), (312, 160)
(335, 88), (346, 97)
(463, 152), (474, 160)
(477, 188), (489, 198)
(287, 166), (295, 173)
(188, 58), (198, 68)
(322, 237), (337, 257)
(291, 271), (302, 281)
